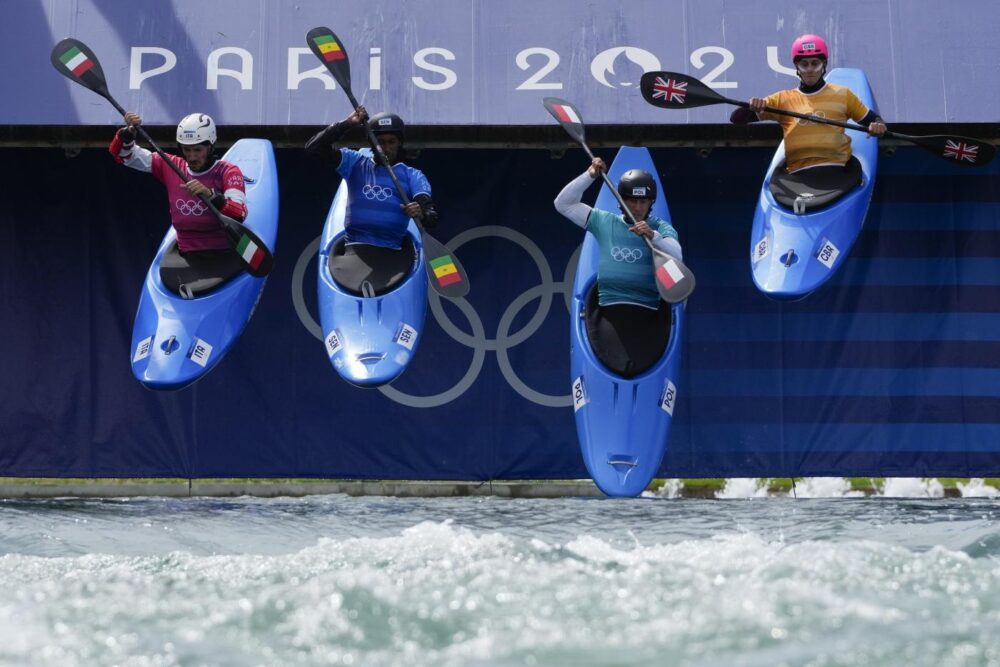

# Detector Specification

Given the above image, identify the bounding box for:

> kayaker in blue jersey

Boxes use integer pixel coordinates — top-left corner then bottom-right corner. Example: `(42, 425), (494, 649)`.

(305, 105), (439, 249)
(554, 157), (684, 377)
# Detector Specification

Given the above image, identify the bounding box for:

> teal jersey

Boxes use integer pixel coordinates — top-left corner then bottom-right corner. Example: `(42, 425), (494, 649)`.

(586, 209), (679, 309)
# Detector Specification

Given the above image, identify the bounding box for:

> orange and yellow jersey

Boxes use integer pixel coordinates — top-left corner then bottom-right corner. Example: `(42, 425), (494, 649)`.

(760, 83), (871, 172)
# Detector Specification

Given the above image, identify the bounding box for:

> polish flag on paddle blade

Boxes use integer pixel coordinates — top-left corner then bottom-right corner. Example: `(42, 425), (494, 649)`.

(550, 103), (581, 124)
(651, 77), (688, 104)
(943, 140), (979, 163)
(655, 259), (685, 290)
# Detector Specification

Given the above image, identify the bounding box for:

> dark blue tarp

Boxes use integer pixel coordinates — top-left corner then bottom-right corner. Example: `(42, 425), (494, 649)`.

(1, 143), (999, 479)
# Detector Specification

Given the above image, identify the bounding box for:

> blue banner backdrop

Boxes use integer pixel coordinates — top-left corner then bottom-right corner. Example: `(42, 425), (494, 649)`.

(1, 143), (999, 479)
(11, 0), (1000, 126)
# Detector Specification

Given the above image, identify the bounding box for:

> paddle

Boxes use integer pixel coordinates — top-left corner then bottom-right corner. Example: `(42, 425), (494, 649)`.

(639, 71), (996, 168)
(305, 27), (469, 299)
(542, 97), (695, 304)
(50, 38), (274, 277)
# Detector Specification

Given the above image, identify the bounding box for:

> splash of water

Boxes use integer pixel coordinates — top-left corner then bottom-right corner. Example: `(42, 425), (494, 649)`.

(957, 479), (1000, 498)
(790, 478), (866, 498)
(879, 478), (946, 498)
(715, 478), (771, 499)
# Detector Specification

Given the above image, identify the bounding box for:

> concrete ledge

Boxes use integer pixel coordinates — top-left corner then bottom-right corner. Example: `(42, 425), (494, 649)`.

(4, 478), (994, 499)
(191, 480), (605, 498)
(0, 481), (191, 498)
(0, 479), (605, 499)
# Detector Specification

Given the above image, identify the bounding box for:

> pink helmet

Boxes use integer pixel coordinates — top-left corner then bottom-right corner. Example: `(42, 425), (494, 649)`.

(791, 34), (829, 62)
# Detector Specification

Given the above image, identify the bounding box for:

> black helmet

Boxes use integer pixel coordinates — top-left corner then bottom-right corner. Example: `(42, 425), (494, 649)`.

(617, 169), (657, 201)
(367, 111), (405, 139)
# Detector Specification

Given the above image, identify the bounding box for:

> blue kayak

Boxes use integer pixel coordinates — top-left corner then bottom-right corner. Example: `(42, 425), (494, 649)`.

(749, 68), (879, 299)
(570, 146), (685, 497)
(317, 158), (427, 387)
(129, 138), (279, 390)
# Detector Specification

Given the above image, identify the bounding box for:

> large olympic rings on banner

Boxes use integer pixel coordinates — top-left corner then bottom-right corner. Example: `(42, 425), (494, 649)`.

(292, 226), (580, 408)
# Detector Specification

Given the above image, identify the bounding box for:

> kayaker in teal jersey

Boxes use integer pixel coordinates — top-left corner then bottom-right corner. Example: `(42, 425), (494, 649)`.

(554, 157), (683, 376)
(305, 105), (439, 249)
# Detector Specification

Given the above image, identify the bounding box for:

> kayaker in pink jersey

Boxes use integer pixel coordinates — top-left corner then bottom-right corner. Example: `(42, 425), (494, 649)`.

(109, 112), (247, 254)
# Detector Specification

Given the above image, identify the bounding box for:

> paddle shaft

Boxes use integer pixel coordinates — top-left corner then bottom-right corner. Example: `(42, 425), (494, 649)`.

(564, 125), (694, 302)
(310, 27), (469, 297)
(575, 142), (659, 252)
(336, 87), (415, 206)
(642, 71), (993, 167)
(543, 95), (694, 302)
(721, 95), (906, 138)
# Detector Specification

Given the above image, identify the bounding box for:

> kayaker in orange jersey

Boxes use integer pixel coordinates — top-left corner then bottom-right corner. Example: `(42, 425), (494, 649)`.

(730, 34), (887, 175)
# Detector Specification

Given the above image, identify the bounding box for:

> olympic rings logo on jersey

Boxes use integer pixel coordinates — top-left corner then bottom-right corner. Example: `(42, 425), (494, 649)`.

(362, 184), (394, 201)
(610, 246), (643, 263)
(175, 199), (208, 216)
(292, 225), (582, 410)
(797, 110), (828, 126)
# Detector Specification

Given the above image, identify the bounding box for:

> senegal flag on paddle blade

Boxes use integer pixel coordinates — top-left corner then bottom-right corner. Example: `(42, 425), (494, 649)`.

(430, 255), (461, 287)
(312, 33), (346, 61)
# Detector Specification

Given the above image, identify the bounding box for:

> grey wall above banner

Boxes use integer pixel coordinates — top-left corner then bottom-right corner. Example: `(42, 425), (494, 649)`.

(19, 0), (1000, 126)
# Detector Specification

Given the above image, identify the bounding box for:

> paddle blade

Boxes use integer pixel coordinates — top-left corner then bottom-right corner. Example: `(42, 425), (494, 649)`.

(543, 97), (586, 145)
(306, 27), (351, 90)
(223, 216), (273, 278)
(423, 232), (469, 299)
(639, 71), (725, 110)
(50, 38), (109, 97)
(905, 134), (996, 168)
(651, 247), (696, 303)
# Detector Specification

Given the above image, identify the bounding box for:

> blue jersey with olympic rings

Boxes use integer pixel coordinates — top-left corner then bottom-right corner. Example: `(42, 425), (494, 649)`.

(586, 209), (678, 309)
(337, 147), (432, 249)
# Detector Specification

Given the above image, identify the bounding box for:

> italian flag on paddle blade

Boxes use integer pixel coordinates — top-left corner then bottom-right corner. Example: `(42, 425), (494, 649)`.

(56, 44), (96, 79)
(236, 234), (265, 271)
(430, 255), (461, 287)
(656, 258), (685, 290)
(311, 33), (346, 61)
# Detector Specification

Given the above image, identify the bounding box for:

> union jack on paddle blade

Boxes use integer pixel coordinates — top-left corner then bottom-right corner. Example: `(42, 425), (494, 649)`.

(651, 76), (688, 104)
(943, 139), (979, 164)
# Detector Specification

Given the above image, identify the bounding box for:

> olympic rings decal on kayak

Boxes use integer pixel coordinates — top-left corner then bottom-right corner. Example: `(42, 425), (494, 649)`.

(610, 246), (643, 263)
(292, 225), (580, 409)
(175, 199), (208, 216)
(362, 184), (394, 201)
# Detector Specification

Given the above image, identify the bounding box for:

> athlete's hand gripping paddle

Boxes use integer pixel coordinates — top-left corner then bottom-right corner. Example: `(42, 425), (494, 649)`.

(543, 97), (695, 304)
(639, 70), (996, 168)
(305, 27), (469, 299)
(50, 38), (274, 277)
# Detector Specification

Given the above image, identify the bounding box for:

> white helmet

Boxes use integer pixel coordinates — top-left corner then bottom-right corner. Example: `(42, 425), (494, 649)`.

(176, 113), (217, 145)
